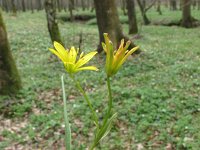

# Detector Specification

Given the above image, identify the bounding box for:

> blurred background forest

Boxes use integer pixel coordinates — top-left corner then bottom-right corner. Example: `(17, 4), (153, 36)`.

(0, 0), (200, 149)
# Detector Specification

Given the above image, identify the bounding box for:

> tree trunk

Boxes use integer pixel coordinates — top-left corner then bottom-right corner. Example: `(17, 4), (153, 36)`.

(157, 0), (162, 15)
(81, 0), (85, 11)
(192, 0), (197, 9)
(57, 0), (61, 12)
(90, 1), (95, 12)
(181, 0), (194, 27)
(11, 0), (17, 16)
(2, 0), (9, 12)
(37, 0), (43, 11)
(61, 0), (67, 12)
(164, 0), (168, 8)
(126, 0), (138, 34)
(94, 0), (140, 53)
(30, 0), (34, 13)
(86, 0), (90, 10)
(170, 0), (177, 10)
(0, 1), (2, 9)
(121, 0), (127, 15)
(16, 0), (22, 11)
(0, 10), (21, 95)
(136, 0), (151, 25)
(180, 0), (183, 10)
(198, 0), (200, 10)
(69, 0), (74, 21)
(22, 0), (26, 12)
(45, 0), (62, 44)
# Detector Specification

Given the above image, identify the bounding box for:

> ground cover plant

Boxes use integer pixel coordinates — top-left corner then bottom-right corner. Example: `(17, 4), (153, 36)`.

(0, 8), (200, 150)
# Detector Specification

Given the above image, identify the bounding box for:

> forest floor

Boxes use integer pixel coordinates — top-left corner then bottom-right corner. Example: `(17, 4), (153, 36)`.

(0, 8), (200, 150)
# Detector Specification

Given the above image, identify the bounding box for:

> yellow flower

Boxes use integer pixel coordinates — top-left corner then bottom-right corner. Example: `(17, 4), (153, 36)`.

(49, 41), (98, 74)
(102, 33), (139, 77)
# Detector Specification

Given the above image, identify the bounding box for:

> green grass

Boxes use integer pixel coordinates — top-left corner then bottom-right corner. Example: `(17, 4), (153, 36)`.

(0, 8), (200, 150)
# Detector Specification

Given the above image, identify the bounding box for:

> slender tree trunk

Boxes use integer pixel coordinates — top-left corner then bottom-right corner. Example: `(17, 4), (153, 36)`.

(37, 0), (43, 11)
(192, 0), (197, 9)
(94, 0), (140, 53)
(16, 0), (22, 11)
(121, 0), (127, 15)
(45, 0), (62, 44)
(22, 0), (26, 12)
(170, 0), (177, 10)
(81, 0), (85, 11)
(198, 0), (200, 10)
(181, 0), (194, 27)
(86, 0), (90, 10)
(2, 0), (9, 12)
(57, 0), (61, 12)
(75, 0), (78, 10)
(164, 0), (168, 8)
(126, 0), (138, 34)
(0, 10), (21, 95)
(180, 0), (183, 10)
(69, 0), (74, 21)
(90, 1), (95, 12)
(136, 0), (151, 25)
(157, 0), (162, 15)
(30, 0), (34, 13)
(11, 0), (17, 16)
(61, 0), (67, 11)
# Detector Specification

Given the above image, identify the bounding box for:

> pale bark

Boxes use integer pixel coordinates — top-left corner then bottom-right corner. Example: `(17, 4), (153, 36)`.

(45, 0), (62, 44)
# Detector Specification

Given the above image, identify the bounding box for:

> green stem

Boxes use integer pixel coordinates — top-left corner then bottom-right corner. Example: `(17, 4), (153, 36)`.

(101, 76), (113, 126)
(107, 77), (113, 117)
(70, 75), (99, 127)
(61, 75), (71, 150)
(90, 76), (113, 150)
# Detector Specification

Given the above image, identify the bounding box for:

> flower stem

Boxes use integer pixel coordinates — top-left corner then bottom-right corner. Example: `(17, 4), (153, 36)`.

(90, 76), (113, 149)
(61, 75), (71, 150)
(101, 76), (113, 126)
(106, 77), (113, 117)
(70, 75), (99, 127)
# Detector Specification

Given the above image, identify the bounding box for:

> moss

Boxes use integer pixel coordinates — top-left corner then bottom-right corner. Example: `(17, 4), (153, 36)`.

(0, 10), (21, 95)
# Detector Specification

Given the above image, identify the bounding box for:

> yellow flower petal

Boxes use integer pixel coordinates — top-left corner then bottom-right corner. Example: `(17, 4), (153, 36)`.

(53, 41), (68, 62)
(80, 52), (84, 58)
(106, 41), (114, 75)
(76, 66), (99, 72)
(103, 33), (114, 76)
(49, 42), (98, 74)
(75, 51), (98, 69)
(117, 46), (139, 70)
(69, 46), (77, 63)
(112, 40), (126, 69)
(49, 48), (66, 63)
(124, 40), (131, 50)
(102, 42), (107, 53)
(115, 39), (124, 56)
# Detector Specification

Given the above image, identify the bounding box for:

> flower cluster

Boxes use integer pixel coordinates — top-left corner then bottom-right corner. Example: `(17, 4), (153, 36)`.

(102, 33), (139, 77)
(49, 41), (98, 74)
